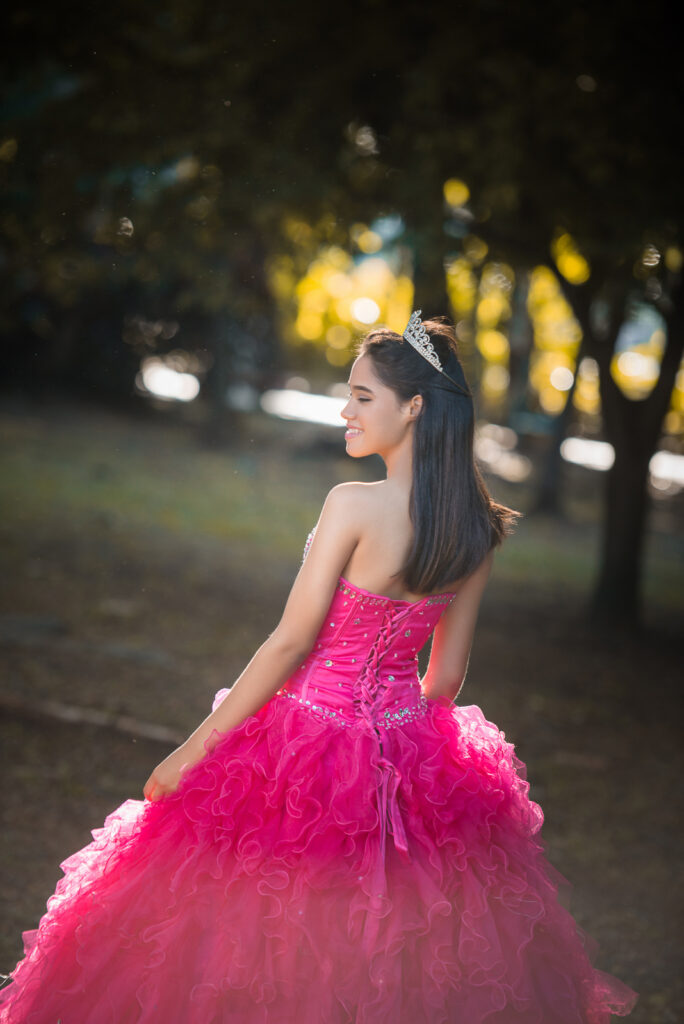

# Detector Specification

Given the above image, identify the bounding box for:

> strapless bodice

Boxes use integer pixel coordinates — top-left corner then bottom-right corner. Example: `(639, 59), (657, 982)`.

(277, 575), (454, 732)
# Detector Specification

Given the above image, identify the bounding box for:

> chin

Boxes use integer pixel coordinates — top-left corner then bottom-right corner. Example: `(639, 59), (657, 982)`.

(345, 439), (370, 458)
(346, 445), (377, 460)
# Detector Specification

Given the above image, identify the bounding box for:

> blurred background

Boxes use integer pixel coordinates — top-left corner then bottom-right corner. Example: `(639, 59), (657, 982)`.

(0, 1), (681, 1019)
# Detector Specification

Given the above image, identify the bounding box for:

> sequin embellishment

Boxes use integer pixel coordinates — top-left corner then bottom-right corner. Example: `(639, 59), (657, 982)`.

(277, 689), (431, 730)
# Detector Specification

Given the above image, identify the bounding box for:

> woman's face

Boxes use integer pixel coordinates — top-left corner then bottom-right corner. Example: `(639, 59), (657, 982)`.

(340, 353), (420, 459)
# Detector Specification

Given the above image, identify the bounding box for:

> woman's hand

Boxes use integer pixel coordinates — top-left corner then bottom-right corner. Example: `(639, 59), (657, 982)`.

(143, 744), (199, 802)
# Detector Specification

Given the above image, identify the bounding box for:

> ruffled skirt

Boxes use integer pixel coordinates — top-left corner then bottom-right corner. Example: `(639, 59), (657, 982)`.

(0, 695), (637, 1022)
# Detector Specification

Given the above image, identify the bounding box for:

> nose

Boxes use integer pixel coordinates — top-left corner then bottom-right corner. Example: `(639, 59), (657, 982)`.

(341, 399), (353, 422)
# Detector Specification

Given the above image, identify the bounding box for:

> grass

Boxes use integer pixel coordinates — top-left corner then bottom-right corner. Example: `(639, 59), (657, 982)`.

(1, 400), (681, 624)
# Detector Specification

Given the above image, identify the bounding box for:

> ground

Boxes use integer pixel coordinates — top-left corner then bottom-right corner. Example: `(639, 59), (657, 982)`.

(0, 395), (682, 1021)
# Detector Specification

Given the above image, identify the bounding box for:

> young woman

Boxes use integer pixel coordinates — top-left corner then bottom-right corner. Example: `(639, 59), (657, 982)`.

(0, 313), (637, 1022)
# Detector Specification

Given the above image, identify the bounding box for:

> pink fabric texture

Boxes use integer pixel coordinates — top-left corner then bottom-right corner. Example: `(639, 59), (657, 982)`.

(0, 568), (638, 1022)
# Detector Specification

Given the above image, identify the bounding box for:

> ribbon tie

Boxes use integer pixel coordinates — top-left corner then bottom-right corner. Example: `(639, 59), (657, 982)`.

(377, 756), (410, 861)
(352, 607), (412, 861)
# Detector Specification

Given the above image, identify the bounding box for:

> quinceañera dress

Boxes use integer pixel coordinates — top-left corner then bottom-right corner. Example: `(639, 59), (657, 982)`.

(0, 532), (637, 1023)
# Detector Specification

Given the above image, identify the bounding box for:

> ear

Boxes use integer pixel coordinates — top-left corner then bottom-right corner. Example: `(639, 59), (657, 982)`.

(408, 394), (423, 419)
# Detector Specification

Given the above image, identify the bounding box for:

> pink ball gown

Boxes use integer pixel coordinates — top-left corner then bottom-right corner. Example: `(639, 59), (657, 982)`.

(0, 534), (638, 1022)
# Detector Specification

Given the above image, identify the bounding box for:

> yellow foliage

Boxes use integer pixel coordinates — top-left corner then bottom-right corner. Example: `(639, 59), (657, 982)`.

(334, 296), (353, 321)
(386, 276), (414, 331)
(463, 235), (488, 266)
(527, 267), (582, 357)
(356, 230), (383, 254)
(476, 330), (509, 364)
(283, 217), (314, 246)
(298, 286), (328, 313)
(295, 311), (323, 341)
(327, 325), (351, 349)
(538, 385), (567, 414)
(325, 346), (351, 366)
(446, 257), (477, 316)
(324, 272), (352, 298)
(664, 410), (683, 433)
(279, 240), (414, 349)
(480, 262), (514, 295)
(665, 247), (683, 273)
(480, 364), (510, 399)
(527, 266), (558, 307)
(443, 178), (470, 208)
(477, 294), (506, 328)
(610, 349), (661, 400)
(0, 138), (18, 162)
(268, 263), (296, 300)
(552, 232), (591, 284)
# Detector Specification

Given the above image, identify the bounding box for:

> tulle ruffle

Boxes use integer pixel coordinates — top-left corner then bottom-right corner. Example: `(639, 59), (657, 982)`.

(0, 694), (637, 1023)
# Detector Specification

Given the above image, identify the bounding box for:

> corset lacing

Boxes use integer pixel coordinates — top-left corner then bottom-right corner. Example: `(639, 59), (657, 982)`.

(353, 605), (414, 863)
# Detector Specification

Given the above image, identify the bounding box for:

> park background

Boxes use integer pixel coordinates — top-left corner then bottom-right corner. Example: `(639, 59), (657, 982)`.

(0, 1), (682, 1019)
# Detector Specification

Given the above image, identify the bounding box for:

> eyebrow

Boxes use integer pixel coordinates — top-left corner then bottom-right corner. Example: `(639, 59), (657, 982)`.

(347, 383), (375, 395)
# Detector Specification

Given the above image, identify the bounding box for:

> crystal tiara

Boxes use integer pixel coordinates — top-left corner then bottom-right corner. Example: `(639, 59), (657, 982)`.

(402, 310), (443, 373)
(401, 309), (473, 397)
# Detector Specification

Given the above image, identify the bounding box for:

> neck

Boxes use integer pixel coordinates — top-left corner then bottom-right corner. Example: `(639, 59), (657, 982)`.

(381, 433), (413, 490)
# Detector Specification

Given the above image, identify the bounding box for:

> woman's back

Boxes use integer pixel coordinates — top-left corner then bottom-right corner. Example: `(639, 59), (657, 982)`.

(335, 480), (468, 602)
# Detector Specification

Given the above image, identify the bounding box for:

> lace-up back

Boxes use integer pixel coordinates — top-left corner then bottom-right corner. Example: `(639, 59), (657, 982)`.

(277, 574), (453, 732)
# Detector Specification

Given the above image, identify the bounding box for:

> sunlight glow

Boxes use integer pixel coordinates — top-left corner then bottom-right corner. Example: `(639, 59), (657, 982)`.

(260, 389), (345, 427)
(351, 297), (381, 324)
(650, 451), (684, 489)
(616, 350), (660, 381)
(137, 358), (200, 402)
(474, 423), (532, 483)
(550, 366), (574, 391)
(561, 436), (684, 491)
(561, 437), (615, 471)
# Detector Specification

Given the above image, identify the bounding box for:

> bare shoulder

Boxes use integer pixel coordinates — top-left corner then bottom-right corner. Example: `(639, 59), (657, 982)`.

(324, 480), (370, 505)
(321, 481), (383, 522)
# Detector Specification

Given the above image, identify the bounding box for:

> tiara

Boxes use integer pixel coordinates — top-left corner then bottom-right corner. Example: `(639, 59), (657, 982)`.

(402, 310), (443, 372)
(402, 309), (473, 397)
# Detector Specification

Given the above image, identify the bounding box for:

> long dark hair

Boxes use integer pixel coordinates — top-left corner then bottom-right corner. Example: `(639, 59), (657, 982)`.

(357, 316), (521, 593)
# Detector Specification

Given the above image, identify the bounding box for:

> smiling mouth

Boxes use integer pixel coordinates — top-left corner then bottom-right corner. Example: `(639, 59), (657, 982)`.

(344, 428), (363, 439)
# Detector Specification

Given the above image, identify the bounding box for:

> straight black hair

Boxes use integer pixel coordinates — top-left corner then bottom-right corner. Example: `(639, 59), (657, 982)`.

(357, 316), (521, 593)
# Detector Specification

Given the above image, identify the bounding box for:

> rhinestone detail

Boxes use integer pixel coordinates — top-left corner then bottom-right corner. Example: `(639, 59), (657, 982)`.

(278, 690), (348, 725)
(277, 690), (430, 730)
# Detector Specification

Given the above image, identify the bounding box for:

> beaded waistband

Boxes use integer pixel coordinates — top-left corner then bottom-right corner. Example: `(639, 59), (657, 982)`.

(276, 688), (430, 730)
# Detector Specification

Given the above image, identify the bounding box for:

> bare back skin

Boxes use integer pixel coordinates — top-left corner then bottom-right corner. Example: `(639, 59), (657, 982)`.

(339, 479), (466, 601)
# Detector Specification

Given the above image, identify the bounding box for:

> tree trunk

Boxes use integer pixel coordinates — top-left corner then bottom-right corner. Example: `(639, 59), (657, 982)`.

(591, 446), (650, 627)
(557, 272), (684, 630)
(405, 204), (452, 319)
(530, 356), (581, 517)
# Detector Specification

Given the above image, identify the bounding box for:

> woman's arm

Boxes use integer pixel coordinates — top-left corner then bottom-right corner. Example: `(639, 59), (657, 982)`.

(143, 483), (362, 801)
(420, 549), (494, 702)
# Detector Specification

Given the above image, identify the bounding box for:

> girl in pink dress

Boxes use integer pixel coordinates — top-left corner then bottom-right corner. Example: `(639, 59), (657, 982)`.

(0, 313), (637, 1022)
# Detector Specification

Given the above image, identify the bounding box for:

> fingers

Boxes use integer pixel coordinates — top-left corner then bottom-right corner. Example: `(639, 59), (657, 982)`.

(143, 779), (171, 802)
(143, 768), (181, 802)
(143, 776), (158, 801)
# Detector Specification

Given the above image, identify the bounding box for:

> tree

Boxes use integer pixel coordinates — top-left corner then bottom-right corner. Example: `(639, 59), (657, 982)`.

(2, 0), (681, 623)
